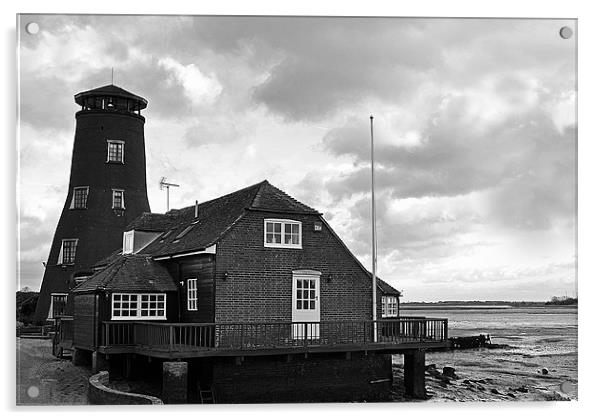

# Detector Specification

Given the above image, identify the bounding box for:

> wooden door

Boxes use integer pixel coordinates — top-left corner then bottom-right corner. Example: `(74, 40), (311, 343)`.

(292, 274), (320, 339)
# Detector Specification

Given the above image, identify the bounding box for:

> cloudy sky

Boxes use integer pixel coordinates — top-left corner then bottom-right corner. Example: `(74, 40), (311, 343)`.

(17, 15), (576, 301)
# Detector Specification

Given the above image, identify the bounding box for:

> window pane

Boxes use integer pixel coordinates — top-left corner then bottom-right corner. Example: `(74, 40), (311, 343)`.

(310, 301), (315, 310)
(303, 301), (308, 309)
(266, 222), (275, 234)
(297, 301), (302, 309)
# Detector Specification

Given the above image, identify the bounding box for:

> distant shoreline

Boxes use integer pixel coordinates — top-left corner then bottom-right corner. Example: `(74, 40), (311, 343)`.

(401, 302), (578, 310)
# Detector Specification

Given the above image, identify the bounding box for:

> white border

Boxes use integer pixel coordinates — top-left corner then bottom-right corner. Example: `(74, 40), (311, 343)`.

(7, 1), (600, 418)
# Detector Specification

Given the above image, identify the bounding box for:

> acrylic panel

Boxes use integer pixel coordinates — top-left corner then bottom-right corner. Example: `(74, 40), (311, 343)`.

(17, 14), (577, 405)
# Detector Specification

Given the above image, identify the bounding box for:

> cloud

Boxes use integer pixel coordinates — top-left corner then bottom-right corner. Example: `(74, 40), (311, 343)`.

(17, 15), (576, 300)
(158, 57), (223, 106)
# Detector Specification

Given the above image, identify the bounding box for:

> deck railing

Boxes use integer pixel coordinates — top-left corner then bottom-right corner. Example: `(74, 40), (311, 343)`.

(101, 318), (448, 352)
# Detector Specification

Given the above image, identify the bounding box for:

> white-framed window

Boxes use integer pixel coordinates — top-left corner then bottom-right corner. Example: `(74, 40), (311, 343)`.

(111, 293), (166, 320)
(381, 296), (399, 318)
(57, 239), (78, 265)
(122, 230), (134, 254)
(106, 140), (124, 163)
(187, 278), (198, 311)
(264, 219), (302, 249)
(112, 189), (125, 209)
(48, 293), (68, 319)
(70, 186), (89, 209)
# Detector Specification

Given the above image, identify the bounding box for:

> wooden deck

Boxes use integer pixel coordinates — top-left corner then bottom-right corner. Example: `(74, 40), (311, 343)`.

(93, 318), (449, 359)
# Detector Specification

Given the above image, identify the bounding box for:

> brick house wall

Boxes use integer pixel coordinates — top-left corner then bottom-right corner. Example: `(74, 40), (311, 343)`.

(211, 353), (392, 403)
(213, 210), (383, 324)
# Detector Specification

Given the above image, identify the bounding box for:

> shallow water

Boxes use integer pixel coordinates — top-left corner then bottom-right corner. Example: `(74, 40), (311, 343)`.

(401, 306), (578, 400)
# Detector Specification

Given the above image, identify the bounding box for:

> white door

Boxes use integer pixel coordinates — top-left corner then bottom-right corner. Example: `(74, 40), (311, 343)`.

(292, 274), (320, 339)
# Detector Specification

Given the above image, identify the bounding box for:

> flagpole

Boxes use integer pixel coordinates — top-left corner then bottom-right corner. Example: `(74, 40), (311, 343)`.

(370, 115), (378, 342)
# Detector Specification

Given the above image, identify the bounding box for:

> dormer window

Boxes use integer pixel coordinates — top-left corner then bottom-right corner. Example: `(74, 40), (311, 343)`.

(107, 140), (124, 163)
(121, 230), (161, 254)
(264, 219), (302, 249)
(123, 230), (134, 254)
(70, 186), (89, 209)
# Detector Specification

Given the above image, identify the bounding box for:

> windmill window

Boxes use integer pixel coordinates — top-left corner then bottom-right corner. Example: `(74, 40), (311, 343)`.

(58, 239), (78, 265)
(70, 186), (89, 209)
(106, 140), (124, 163)
(112, 189), (125, 209)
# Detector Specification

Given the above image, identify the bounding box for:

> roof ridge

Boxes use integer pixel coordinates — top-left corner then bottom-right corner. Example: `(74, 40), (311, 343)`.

(172, 180), (268, 214)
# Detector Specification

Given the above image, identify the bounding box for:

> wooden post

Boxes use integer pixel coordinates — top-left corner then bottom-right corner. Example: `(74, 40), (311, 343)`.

(404, 349), (426, 399)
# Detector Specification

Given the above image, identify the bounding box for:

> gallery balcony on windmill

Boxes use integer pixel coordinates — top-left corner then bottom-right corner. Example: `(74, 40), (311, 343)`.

(74, 84), (148, 116)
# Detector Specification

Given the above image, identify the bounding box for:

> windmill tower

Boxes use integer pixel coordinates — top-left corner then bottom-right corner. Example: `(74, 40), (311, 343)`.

(34, 84), (151, 321)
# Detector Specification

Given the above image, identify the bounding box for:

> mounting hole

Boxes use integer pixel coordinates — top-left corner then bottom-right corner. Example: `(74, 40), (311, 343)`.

(559, 381), (575, 394)
(27, 385), (40, 398)
(559, 26), (573, 39)
(25, 22), (39, 35)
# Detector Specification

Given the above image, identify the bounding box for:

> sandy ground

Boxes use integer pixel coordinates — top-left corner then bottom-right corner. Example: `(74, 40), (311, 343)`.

(16, 338), (90, 405)
(391, 350), (577, 402)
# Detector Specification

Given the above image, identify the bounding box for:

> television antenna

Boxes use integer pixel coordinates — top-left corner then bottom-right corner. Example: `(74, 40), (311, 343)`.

(159, 177), (180, 212)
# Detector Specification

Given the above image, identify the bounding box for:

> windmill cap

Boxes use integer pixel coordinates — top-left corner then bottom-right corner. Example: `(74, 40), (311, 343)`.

(74, 84), (148, 110)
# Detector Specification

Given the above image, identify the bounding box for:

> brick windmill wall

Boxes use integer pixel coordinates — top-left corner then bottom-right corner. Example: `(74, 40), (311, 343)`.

(33, 84), (151, 322)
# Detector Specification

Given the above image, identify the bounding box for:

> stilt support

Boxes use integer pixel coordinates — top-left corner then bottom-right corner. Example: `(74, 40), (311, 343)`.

(404, 349), (426, 399)
(162, 361), (188, 404)
(92, 351), (109, 373)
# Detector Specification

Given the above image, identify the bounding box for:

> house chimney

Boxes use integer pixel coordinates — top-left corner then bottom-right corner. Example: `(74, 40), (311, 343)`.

(195, 200), (198, 218)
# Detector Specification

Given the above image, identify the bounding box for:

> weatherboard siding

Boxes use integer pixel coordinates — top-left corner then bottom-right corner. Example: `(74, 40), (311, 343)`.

(164, 256), (215, 323)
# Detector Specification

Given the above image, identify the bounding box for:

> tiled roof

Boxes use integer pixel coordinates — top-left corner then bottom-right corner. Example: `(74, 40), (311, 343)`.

(91, 248), (123, 269)
(250, 181), (320, 214)
(72, 254), (177, 294)
(125, 213), (179, 232)
(129, 180), (319, 258)
(378, 278), (401, 295)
